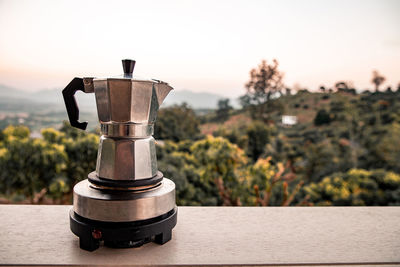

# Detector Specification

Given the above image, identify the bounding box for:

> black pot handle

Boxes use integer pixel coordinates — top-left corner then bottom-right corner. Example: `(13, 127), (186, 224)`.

(62, 77), (88, 130)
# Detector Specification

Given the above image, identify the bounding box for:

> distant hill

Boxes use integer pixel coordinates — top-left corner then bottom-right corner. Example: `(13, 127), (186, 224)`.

(29, 88), (96, 111)
(0, 84), (57, 112)
(0, 84), (238, 112)
(0, 84), (28, 99)
(163, 89), (239, 109)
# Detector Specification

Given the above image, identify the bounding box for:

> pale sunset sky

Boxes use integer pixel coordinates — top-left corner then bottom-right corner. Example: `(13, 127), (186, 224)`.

(0, 0), (399, 97)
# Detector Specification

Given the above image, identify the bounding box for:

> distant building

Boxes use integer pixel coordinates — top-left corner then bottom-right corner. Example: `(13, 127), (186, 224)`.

(282, 115), (297, 126)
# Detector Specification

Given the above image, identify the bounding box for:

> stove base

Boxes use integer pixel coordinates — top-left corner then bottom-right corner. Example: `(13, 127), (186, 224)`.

(69, 207), (177, 251)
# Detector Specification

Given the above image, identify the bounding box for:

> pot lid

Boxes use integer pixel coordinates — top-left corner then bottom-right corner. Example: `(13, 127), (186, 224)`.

(101, 59), (167, 84)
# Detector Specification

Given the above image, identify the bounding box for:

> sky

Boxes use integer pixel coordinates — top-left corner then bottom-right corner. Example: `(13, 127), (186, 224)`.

(0, 0), (399, 97)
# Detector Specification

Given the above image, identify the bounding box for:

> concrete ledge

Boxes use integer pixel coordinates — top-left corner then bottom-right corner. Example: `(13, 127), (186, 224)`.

(0, 205), (399, 266)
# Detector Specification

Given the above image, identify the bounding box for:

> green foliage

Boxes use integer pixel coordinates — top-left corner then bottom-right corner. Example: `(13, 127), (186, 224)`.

(212, 127), (248, 149)
(59, 121), (87, 139)
(192, 136), (249, 205)
(0, 123), (98, 203)
(191, 136), (247, 180)
(158, 135), (303, 206)
(245, 121), (274, 161)
(303, 141), (348, 182)
(361, 123), (400, 173)
(314, 109), (331, 126)
(322, 94), (330, 100)
(0, 126), (67, 201)
(216, 98), (233, 121)
(44, 123), (99, 186)
(2, 86), (400, 207)
(2, 125), (30, 139)
(248, 158), (302, 206)
(304, 169), (400, 205)
(49, 178), (70, 199)
(63, 132), (99, 185)
(154, 103), (202, 142)
(157, 141), (208, 206)
(158, 136), (249, 206)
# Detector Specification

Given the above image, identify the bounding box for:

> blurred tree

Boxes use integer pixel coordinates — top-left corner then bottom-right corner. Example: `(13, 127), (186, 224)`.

(303, 141), (342, 182)
(239, 93), (251, 108)
(63, 133), (99, 186)
(48, 177), (70, 202)
(335, 81), (356, 94)
(212, 127), (248, 149)
(249, 157), (303, 206)
(216, 98), (233, 121)
(42, 127), (66, 144)
(191, 135), (249, 205)
(335, 81), (350, 91)
(363, 123), (400, 173)
(329, 98), (353, 122)
(241, 59), (284, 119)
(246, 121), (273, 161)
(157, 141), (209, 206)
(0, 126), (67, 202)
(2, 125), (30, 139)
(314, 109), (331, 126)
(245, 59), (284, 102)
(371, 70), (386, 92)
(154, 103), (201, 142)
(304, 169), (400, 205)
(43, 125), (99, 188)
(60, 121), (87, 139)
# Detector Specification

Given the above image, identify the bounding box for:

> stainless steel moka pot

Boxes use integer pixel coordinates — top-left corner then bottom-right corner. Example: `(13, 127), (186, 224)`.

(62, 59), (177, 251)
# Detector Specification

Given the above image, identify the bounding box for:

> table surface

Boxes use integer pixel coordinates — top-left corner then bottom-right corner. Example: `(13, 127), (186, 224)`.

(0, 205), (399, 266)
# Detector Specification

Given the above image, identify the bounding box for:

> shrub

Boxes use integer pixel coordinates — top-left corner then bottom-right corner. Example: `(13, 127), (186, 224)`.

(314, 109), (331, 126)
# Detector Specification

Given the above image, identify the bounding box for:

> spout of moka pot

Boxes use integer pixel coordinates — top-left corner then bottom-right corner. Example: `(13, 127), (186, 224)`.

(143, 81), (173, 124)
(154, 81), (173, 107)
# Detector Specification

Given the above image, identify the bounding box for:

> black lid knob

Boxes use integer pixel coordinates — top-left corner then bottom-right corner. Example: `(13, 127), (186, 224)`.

(122, 59), (136, 76)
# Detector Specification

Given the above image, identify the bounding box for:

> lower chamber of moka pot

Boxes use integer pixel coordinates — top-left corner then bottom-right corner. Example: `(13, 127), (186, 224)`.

(69, 172), (177, 251)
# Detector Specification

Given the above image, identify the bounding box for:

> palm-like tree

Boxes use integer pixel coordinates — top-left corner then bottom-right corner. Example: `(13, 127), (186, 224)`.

(371, 70), (386, 92)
